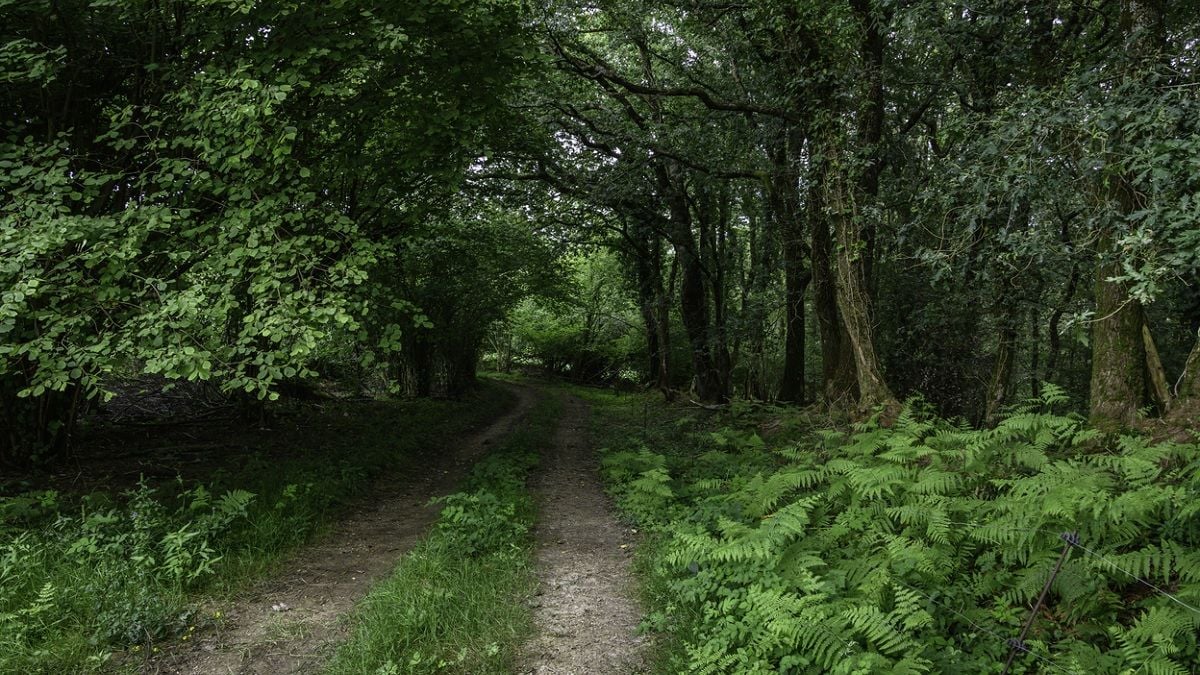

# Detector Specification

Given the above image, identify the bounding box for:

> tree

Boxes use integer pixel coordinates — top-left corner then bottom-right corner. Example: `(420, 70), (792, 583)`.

(0, 0), (530, 463)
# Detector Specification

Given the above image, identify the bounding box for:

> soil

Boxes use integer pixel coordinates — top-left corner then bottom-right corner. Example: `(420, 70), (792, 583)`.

(517, 395), (647, 674)
(141, 384), (538, 675)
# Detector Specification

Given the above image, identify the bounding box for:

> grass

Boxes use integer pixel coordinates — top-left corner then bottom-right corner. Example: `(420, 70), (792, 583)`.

(0, 383), (516, 673)
(326, 391), (561, 675)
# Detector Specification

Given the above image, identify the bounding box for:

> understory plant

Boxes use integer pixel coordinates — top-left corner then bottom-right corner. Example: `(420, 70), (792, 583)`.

(0, 384), (514, 672)
(600, 385), (1200, 674)
(0, 481), (254, 670)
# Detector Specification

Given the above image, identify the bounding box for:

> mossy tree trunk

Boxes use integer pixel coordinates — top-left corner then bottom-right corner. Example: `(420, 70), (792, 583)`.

(828, 165), (899, 417)
(985, 311), (1019, 426)
(1088, 0), (1165, 430)
(1088, 233), (1146, 429)
(811, 184), (858, 406)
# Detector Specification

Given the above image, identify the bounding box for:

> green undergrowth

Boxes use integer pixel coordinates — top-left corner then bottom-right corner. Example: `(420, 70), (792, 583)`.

(0, 383), (515, 673)
(326, 390), (559, 675)
(587, 385), (1200, 674)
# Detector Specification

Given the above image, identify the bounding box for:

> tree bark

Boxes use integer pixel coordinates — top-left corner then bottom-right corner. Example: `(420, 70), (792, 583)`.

(1045, 220), (1079, 384)
(632, 223), (670, 392)
(852, 0), (885, 293)
(659, 165), (726, 402)
(811, 172), (858, 405)
(1088, 231), (1146, 429)
(1177, 338), (1200, 400)
(827, 164), (899, 416)
(772, 139), (811, 404)
(1088, 0), (1165, 429)
(779, 250), (811, 404)
(985, 310), (1019, 426)
(0, 375), (81, 468)
(741, 202), (771, 400)
(1167, 335), (1200, 425)
(816, 0), (897, 418)
(1142, 321), (1172, 414)
(398, 336), (433, 398)
(1029, 304), (1041, 399)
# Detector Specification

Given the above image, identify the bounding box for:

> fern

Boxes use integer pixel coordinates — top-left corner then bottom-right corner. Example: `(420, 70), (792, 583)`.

(601, 394), (1200, 674)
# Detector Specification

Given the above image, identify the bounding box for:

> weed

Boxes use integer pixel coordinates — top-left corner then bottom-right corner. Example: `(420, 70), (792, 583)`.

(0, 384), (515, 672)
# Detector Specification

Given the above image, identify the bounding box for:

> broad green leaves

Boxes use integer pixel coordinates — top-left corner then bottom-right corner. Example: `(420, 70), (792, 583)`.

(0, 0), (531, 458)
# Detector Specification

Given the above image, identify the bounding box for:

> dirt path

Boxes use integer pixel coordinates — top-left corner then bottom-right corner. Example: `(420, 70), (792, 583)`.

(518, 395), (646, 674)
(147, 385), (538, 675)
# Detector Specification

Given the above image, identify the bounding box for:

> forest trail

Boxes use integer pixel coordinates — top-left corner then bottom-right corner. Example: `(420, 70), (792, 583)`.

(518, 395), (647, 674)
(146, 385), (538, 675)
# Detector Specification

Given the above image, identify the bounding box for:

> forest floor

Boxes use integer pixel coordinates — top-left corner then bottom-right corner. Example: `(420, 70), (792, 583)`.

(517, 394), (647, 674)
(145, 385), (538, 675)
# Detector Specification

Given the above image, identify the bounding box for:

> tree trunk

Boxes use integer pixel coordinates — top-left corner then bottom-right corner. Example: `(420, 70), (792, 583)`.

(779, 249), (811, 404)
(631, 222), (672, 392)
(852, 0), (885, 294)
(0, 375), (82, 468)
(1088, 0), (1165, 430)
(709, 186), (734, 399)
(1029, 304), (1041, 399)
(985, 312), (1019, 426)
(398, 336), (433, 398)
(659, 166), (725, 403)
(653, 273), (672, 393)
(1088, 232), (1146, 429)
(811, 178), (858, 405)
(1142, 321), (1172, 414)
(633, 225), (670, 391)
(817, 0), (897, 418)
(769, 140), (811, 403)
(741, 204), (771, 400)
(1045, 220), (1080, 383)
(1166, 335), (1200, 426)
(827, 165), (899, 416)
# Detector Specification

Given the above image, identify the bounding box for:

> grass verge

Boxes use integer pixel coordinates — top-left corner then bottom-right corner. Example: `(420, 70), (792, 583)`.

(0, 383), (515, 673)
(325, 390), (560, 675)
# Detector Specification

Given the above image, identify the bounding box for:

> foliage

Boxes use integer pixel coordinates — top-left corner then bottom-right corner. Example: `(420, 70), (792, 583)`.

(0, 383), (514, 672)
(0, 0), (531, 460)
(327, 393), (560, 674)
(375, 203), (565, 397)
(0, 481), (253, 669)
(509, 250), (643, 382)
(595, 387), (1200, 673)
